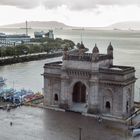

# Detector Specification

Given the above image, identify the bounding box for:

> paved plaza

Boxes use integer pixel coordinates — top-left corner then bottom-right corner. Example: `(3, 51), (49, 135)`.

(0, 106), (139, 140)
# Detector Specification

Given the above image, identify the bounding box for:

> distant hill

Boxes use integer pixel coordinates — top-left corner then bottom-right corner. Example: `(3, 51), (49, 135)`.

(0, 21), (72, 29)
(108, 21), (140, 30)
(2, 20), (140, 30)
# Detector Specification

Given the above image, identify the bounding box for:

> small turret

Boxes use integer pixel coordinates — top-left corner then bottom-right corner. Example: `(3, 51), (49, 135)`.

(92, 44), (99, 54)
(92, 44), (99, 62)
(79, 42), (85, 57)
(63, 46), (68, 60)
(79, 41), (85, 49)
(107, 42), (113, 58)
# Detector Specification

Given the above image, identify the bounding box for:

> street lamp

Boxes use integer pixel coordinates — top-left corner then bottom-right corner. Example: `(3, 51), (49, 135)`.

(139, 88), (140, 102)
(13, 81), (15, 89)
(79, 127), (82, 140)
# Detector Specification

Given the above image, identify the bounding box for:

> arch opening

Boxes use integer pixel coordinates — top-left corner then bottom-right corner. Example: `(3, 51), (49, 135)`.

(54, 94), (58, 101)
(105, 101), (111, 112)
(72, 82), (86, 103)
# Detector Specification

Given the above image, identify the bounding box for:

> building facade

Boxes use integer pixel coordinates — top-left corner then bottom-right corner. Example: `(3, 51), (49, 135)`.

(43, 43), (136, 119)
(0, 33), (30, 47)
(34, 30), (54, 39)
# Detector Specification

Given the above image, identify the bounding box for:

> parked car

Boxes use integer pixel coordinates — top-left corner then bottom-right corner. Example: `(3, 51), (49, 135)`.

(132, 128), (140, 137)
(128, 122), (140, 130)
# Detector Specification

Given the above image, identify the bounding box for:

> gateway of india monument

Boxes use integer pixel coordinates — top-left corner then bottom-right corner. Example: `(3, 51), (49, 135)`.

(43, 42), (136, 119)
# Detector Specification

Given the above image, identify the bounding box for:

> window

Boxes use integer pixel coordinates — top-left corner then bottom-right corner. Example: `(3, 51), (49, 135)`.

(54, 94), (58, 101)
(106, 101), (111, 109)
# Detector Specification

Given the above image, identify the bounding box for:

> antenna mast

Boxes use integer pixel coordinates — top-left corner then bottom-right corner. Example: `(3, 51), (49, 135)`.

(80, 30), (83, 43)
(26, 21), (28, 36)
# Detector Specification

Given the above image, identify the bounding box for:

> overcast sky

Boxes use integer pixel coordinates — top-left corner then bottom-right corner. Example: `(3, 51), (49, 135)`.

(1, 0), (140, 27)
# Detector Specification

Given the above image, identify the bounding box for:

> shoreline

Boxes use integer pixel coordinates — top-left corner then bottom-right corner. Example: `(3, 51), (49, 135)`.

(0, 52), (63, 66)
(0, 48), (81, 66)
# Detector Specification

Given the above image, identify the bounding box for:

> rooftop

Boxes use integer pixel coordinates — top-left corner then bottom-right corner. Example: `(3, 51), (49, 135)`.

(63, 42), (113, 62)
(64, 53), (113, 62)
(44, 61), (135, 76)
(99, 65), (135, 75)
(0, 33), (30, 38)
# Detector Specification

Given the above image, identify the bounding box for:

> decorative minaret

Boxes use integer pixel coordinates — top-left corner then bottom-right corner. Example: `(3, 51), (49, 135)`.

(26, 21), (28, 36)
(107, 42), (113, 58)
(92, 44), (99, 62)
(79, 42), (85, 55)
(62, 46), (68, 60)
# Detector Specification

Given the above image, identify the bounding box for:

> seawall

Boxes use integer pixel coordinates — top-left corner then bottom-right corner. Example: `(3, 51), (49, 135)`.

(0, 52), (63, 66)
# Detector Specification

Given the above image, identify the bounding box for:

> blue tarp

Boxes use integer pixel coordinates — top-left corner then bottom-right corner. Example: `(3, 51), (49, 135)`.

(0, 88), (34, 103)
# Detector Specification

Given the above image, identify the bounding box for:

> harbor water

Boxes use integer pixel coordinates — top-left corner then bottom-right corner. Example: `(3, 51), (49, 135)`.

(0, 28), (140, 140)
(0, 28), (140, 101)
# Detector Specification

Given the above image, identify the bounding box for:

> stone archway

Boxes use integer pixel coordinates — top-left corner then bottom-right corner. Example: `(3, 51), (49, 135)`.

(72, 82), (86, 103)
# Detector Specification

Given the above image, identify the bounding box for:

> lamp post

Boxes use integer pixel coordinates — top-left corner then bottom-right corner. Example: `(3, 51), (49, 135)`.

(139, 88), (140, 102)
(79, 128), (82, 140)
(13, 81), (15, 89)
(130, 117), (132, 126)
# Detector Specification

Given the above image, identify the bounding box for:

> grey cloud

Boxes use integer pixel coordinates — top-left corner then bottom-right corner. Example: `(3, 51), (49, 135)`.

(0, 0), (140, 10)
(0, 0), (41, 9)
(43, 0), (140, 10)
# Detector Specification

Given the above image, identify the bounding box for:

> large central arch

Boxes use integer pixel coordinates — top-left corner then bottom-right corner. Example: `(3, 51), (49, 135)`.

(72, 82), (86, 103)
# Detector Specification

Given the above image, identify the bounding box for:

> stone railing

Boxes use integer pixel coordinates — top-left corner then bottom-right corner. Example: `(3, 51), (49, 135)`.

(99, 65), (135, 75)
(64, 53), (112, 62)
(66, 54), (92, 61)
(67, 69), (90, 78)
(44, 61), (62, 69)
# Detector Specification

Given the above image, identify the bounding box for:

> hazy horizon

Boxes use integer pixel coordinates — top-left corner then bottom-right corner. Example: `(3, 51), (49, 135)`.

(1, 20), (140, 30)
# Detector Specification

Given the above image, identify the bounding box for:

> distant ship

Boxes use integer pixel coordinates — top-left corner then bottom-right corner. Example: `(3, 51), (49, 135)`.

(20, 27), (32, 29)
(0, 77), (6, 85)
(72, 28), (85, 30)
(128, 28), (134, 31)
(113, 28), (121, 31)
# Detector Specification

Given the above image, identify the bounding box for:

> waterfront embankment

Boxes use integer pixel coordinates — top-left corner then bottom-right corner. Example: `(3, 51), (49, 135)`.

(0, 48), (87, 66)
(0, 52), (63, 66)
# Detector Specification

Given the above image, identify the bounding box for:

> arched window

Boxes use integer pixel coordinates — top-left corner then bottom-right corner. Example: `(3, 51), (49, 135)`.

(105, 101), (111, 113)
(54, 94), (58, 101)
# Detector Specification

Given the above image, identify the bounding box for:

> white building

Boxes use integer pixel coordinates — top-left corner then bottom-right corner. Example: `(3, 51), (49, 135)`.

(0, 33), (30, 47)
(34, 30), (54, 39)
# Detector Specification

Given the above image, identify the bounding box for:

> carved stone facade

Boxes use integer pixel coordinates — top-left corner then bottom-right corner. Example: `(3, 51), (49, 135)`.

(43, 43), (136, 119)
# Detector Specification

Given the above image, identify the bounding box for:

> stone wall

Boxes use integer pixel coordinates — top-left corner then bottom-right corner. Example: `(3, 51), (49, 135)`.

(44, 77), (61, 106)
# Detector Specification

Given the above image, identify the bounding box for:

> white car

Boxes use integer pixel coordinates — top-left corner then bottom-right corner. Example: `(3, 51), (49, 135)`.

(129, 122), (140, 130)
(132, 128), (140, 137)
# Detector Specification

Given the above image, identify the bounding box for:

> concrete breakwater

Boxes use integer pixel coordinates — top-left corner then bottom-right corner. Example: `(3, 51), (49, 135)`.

(0, 48), (85, 66)
(0, 52), (63, 66)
